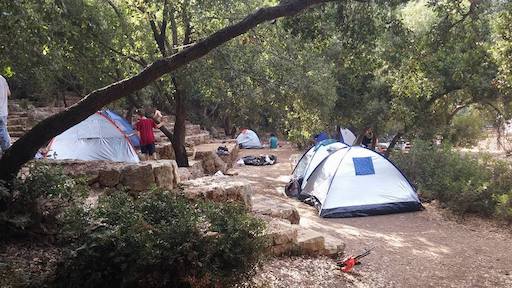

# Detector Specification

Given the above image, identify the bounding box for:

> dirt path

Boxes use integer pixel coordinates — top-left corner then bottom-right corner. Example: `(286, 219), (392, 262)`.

(234, 143), (512, 288)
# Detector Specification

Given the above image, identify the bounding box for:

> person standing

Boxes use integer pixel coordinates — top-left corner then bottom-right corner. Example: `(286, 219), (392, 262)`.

(269, 133), (279, 149)
(135, 109), (162, 161)
(0, 75), (11, 153)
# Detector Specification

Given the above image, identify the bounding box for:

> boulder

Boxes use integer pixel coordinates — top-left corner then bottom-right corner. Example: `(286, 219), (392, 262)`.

(218, 144), (239, 168)
(120, 164), (155, 191)
(195, 151), (227, 175)
(252, 194), (301, 224)
(297, 229), (325, 256)
(98, 168), (121, 187)
(181, 176), (252, 209)
(258, 216), (298, 256)
(150, 160), (179, 189)
(178, 167), (193, 182)
(156, 143), (175, 160)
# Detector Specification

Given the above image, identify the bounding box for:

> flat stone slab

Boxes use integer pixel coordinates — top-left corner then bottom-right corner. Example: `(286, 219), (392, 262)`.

(252, 194), (300, 224)
(297, 228), (325, 256)
(256, 215), (298, 256)
(181, 176), (252, 209)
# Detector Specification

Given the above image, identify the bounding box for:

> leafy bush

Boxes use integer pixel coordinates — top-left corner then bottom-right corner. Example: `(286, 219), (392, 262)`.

(393, 140), (512, 221)
(53, 189), (266, 288)
(445, 108), (487, 147)
(0, 162), (87, 239)
(284, 100), (326, 149)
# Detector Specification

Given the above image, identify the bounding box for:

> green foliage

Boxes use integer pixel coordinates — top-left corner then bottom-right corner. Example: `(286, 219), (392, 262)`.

(53, 189), (266, 288)
(393, 140), (512, 220)
(0, 163), (87, 239)
(445, 108), (487, 147)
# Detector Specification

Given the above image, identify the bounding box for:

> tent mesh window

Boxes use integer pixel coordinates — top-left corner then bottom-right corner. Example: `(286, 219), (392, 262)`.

(352, 157), (375, 176)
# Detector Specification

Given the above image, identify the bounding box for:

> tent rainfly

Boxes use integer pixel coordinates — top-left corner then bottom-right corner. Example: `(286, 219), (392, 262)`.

(236, 129), (262, 148)
(339, 127), (356, 146)
(46, 110), (140, 163)
(291, 139), (348, 190)
(295, 146), (422, 218)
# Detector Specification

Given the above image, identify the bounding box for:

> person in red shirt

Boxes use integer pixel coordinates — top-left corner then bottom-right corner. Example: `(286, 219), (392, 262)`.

(135, 109), (163, 160)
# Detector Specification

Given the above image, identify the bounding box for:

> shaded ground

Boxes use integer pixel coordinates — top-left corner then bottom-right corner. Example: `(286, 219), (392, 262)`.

(235, 143), (512, 287)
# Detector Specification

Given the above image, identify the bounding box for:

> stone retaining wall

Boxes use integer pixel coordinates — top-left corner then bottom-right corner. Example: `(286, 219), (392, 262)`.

(40, 159), (180, 191)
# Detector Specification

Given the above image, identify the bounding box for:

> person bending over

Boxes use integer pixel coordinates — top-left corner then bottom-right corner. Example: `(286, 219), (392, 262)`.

(135, 109), (163, 160)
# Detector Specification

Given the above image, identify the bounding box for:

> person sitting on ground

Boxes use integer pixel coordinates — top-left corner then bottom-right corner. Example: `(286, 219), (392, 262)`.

(135, 109), (163, 161)
(269, 133), (279, 149)
(360, 127), (377, 150)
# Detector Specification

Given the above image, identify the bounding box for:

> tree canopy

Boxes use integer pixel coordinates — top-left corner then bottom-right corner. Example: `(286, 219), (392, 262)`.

(1, 0), (512, 177)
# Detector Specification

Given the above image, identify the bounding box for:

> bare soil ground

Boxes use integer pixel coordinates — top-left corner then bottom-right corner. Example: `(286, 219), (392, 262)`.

(235, 143), (512, 288)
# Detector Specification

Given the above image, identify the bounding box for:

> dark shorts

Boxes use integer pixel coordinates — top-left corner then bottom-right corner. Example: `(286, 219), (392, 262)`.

(140, 143), (156, 155)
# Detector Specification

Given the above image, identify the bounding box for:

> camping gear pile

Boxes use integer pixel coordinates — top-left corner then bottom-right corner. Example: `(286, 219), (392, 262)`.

(241, 155), (277, 166)
(286, 138), (422, 218)
(216, 146), (230, 156)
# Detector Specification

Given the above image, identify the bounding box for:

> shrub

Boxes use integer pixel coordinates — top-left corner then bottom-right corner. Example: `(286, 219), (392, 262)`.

(53, 189), (266, 288)
(446, 108), (487, 147)
(393, 140), (512, 221)
(0, 162), (87, 240)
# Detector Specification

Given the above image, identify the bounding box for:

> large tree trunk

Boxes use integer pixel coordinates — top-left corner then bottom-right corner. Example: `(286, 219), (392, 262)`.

(0, 0), (335, 181)
(171, 77), (189, 166)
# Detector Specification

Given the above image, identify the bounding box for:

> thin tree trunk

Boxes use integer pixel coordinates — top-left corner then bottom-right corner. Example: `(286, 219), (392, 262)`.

(0, 0), (336, 181)
(384, 132), (403, 158)
(62, 92), (68, 107)
(223, 114), (232, 137)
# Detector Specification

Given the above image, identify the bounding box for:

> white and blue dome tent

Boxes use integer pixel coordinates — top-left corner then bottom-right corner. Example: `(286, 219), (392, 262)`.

(45, 110), (140, 163)
(299, 146), (421, 218)
(286, 139), (347, 197)
(236, 129), (262, 149)
(295, 141), (349, 190)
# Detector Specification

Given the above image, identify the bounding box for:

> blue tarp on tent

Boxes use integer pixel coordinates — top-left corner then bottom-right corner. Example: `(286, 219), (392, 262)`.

(101, 110), (140, 147)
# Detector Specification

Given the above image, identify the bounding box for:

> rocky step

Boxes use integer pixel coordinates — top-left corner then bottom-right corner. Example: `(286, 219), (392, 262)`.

(252, 194), (301, 224)
(9, 130), (26, 138)
(6, 124), (26, 132)
(7, 117), (27, 126)
(180, 175), (253, 209)
(260, 216), (299, 256)
(185, 132), (211, 146)
(296, 228), (344, 257)
(177, 160), (205, 181)
(8, 111), (28, 118)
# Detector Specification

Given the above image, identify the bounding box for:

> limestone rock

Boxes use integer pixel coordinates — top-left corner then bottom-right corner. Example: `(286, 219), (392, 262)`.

(150, 160), (179, 189)
(178, 167), (192, 182)
(156, 143), (175, 160)
(297, 229), (325, 256)
(182, 176), (252, 209)
(120, 164), (155, 191)
(98, 169), (121, 187)
(258, 216), (298, 256)
(252, 194), (301, 224)
(195, 151), (227, 175)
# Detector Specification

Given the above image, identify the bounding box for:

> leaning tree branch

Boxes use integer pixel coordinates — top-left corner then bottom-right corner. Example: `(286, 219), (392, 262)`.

(0, 0), (337, 180)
